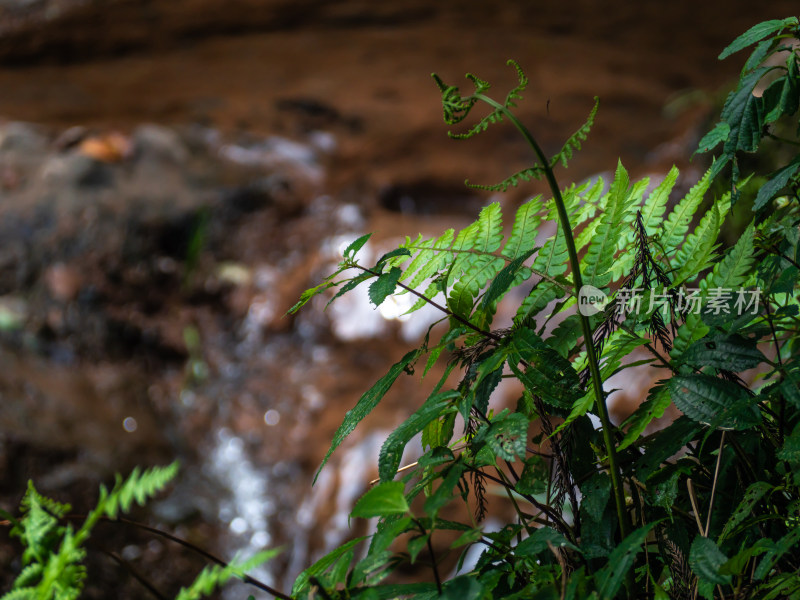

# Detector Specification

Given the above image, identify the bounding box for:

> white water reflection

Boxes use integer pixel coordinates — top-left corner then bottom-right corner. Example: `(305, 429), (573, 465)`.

(207, 428), (276, 593)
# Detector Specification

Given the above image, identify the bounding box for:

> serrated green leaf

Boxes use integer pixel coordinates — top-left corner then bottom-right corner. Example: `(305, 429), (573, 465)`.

(407, 533), (430, 564)
(369, 267), (402, 307)
(718, 481), (774, 542)
(719, 18), (799, 59)
(671, 198), (724, 286)
(345, 233), (372, 258)
(515, 456), (547, 495)
(550, 97), (599, 168)
(754, 155), (800, 211)
(596, 522), (658, 598)
(702, 221), (755, 292)
(696, 122), (731, 154)
(634, 417), (701, 480)
(478, 411), (528, 461)
(762, 56), (800, 124)
(352, 481), (409, 519)
(754, 526), (800, 580)
(583, 160), (634, 287)
(515, 526), (579, 558)
(659, 167), (712, 254)
(480, 250), (536, 312)
(378, 391), (458, 482)
(292, 537), (367, 595)
(508, 327), (582, 409)
(640, 166), (679, 234)
(374, 248), (411, 269)
(441, 575), (485, 600)
(670, 374), (759, 430)
(778, 422), (800, 463)
(502, 196), (543, 259)
(618, 384), (671, 451)
(681, 334), (766, 371)
(315, 349), (422, 482)
(690, 536), (732, 586)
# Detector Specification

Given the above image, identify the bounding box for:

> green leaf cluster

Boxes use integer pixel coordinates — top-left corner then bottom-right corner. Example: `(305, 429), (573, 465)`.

(291, 25), (800, 599)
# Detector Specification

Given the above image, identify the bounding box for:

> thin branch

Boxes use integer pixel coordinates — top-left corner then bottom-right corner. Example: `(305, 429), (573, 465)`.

(705, 432), (727, 537)
(411, 518), (442, 595)
(96, 517), (292, 600)
(101, 549), (168, 600)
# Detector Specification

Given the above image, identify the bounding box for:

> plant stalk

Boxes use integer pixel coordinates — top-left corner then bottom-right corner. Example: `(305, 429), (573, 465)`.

(476, 95), (630, 543)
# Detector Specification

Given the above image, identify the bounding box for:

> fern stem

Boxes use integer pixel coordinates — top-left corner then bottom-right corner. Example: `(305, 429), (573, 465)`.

(475, 94), (631, 544)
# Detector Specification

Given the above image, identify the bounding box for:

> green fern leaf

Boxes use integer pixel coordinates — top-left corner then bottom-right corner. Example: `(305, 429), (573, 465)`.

(474, 202), (504, 252)
(466, 165), (545, 192)
(401, 229), (455, 288)
(701, 221), (756, 291)
(447, 204), (505, 317)
(658, 167), (712, 256)
(449, 255), (506, 318)
(670, 195), (727, 286)
(618, 384), (672, 451)
(583, 160), (635, 288)
(10, 564), (43, 590)
(103, 462), (179, 519)
(642, 165), (679, 235)
(513, 281), (563, 324)
(503, 59), (529, 109)
(175, 550), (279, 600)
(609, 176), (657, 280)
(550, 97), (599, 169)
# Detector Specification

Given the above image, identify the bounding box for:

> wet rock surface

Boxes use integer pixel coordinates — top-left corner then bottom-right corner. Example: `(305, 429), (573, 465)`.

(0, 1), (796, 597)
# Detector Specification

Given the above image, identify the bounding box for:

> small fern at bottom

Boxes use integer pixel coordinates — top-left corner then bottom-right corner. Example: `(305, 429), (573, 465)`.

(2, 463), (179, 600)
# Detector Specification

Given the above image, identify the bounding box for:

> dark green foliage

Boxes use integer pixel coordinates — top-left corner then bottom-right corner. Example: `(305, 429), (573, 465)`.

(291, 21), (800, 599)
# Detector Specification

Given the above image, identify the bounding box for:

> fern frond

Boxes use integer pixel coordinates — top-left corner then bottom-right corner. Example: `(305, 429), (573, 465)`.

(465, 165), (545, 191)
(583, 161), (636, 288)
(640, 166), (680, 235)
(9, 564), (43, 590)
(503, 59), (529, 109)
(474, 202), (504, 253)
(657, 167), (712, 256)
(670, 194), (728, 286)
(550, 97), (599, 169)
(502, 196), (544, 260)
(609, 176), (654, 280)
(701, 221), (756, 291)
(400, 229), (455, 289)
(448, 205), (506, 316)
(514, 281), (563, 325)
(175, 550), (279, 600)
(449, 110), (506, 140)
(431, 73), (486, 126)
(101, 461), (179, 520)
